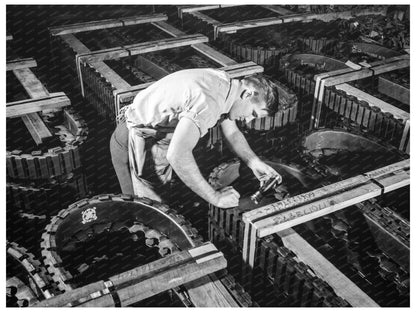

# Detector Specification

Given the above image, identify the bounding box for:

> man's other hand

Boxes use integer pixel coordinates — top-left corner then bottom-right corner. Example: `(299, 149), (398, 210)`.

(248, 158), (282, 185)
(214, 186), (240, 208)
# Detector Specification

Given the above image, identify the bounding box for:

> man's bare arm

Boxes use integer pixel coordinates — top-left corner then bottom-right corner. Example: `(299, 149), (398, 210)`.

(221, 119), (279, 181)
(220, 119), (260, 166)
(167, 118), (239, 208)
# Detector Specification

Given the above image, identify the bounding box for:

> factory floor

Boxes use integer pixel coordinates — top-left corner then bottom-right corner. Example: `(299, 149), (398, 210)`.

(6, 5), (410, 307)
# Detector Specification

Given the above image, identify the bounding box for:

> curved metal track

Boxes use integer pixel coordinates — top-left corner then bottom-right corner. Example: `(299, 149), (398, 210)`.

(6, 108), (88, 181)
(7, 241), (59, 306)
(40, 194), (203, 291)
(6, 172), (88, 217)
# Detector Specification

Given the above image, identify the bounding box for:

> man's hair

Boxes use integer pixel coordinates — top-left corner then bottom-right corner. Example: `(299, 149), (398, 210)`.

(243, 74), (279, 115)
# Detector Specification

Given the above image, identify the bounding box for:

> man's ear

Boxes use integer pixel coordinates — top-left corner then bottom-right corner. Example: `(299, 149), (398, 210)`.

(241, 84), (258, 99)
(240, 89), (252, 99)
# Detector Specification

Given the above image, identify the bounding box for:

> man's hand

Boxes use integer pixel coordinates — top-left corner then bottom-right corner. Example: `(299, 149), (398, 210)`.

(214, 186), (240, 208)
(248, 157), (282, 185)
(220, 120), (282, 186)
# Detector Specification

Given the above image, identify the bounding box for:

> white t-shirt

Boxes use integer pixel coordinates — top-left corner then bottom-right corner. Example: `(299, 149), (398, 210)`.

(125, 68), (238, 137)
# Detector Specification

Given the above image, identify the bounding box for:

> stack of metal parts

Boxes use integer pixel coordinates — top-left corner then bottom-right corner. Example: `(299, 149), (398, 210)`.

(49, 14), (171, 119)
(304, 130), (408, 302)
(297, 39), (410, 110)
(179, 5), (277, 40)
(176, 5), (409, 153)
(179, 5), (293, 67)
(287, 10), (410, 109)
(6, 39), (89, 259)
(38, 194), (251, 307)
(207, 159), (349, 307)
(292, 205), (409, 306)
(279, 53), (409, 153)
(178, 5), (388, 65)
(49, 14), (231, 121)
(6, 105), (88, 212)
(296, 129), (409, 304)
(304, 40), (403, 60)
(299, 7), (409, 55)
(207, 126), (409, 307)
(177, 5), (409, 150)
(6, 241), (60, 307)
(47, 8), (155, 98)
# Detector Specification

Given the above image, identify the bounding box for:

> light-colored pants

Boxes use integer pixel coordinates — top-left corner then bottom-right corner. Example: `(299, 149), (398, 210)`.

(110, 121), (173, 201)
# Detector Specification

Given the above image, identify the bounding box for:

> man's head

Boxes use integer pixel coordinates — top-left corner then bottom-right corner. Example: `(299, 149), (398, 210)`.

(229, 74), (279, 123)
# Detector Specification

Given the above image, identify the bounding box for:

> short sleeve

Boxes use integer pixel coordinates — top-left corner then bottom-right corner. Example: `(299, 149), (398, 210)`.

(179, 91), (218, 137)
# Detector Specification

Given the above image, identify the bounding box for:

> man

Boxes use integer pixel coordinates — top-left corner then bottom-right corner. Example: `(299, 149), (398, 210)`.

(110, 68), (282, 208)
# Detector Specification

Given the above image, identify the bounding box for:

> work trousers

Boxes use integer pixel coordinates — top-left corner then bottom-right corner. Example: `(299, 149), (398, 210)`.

(109, 120), (173, 200)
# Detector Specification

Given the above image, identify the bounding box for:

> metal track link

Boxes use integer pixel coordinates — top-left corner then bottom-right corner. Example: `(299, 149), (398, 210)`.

(81, 63), (117, 120)
(216, 269), (258, 307)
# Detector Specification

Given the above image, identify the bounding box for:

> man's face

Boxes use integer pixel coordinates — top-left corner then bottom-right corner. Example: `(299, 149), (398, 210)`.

(229, 96), (269, 123)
